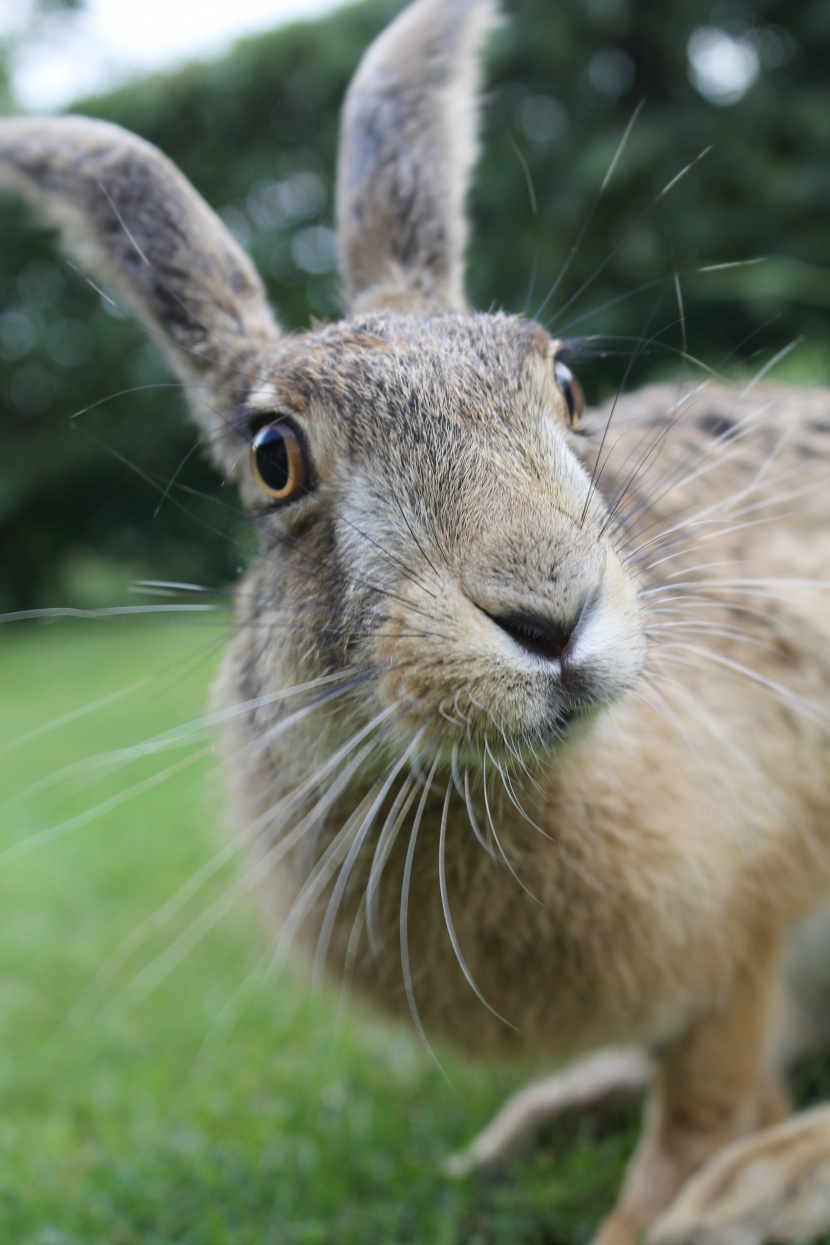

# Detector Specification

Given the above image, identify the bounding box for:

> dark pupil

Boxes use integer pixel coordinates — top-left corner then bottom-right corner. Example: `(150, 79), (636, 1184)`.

(561, 382), (576, 421)
(256, 428), (289, 492)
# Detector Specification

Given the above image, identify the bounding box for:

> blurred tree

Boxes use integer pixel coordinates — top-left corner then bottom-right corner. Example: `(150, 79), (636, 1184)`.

(0, 0), (827, 611)
(1, 0), (86, 81)
(0, 0), (88, 112)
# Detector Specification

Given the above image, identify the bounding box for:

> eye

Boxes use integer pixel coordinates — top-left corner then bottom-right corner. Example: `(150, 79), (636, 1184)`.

(554, 359), (584, 430)
(250, 420), (309, 504)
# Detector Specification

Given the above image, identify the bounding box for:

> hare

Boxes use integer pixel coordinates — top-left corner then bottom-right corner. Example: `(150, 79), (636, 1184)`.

(2, 0), (830, 1241)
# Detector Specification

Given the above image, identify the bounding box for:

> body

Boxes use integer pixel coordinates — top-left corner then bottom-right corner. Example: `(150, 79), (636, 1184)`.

(223, 369), (830, 1065)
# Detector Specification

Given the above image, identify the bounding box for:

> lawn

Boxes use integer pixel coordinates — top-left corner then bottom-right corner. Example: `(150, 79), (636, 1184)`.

(0, 618), (636, 1245)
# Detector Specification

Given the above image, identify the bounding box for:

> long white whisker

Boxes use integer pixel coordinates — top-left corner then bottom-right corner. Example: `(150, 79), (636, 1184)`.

(365, 768), (422, 959)
(6, 669), (369, 812)
(0, 675), (152, 757)
(437, 778), (517, 1030)
(0, 746), (212, 865)
(313, 726), (419, 980)
(483, 737), (550, 842)
(92, 705), (399, 1024)
(62, 839), (239, 1036)
(656, 643), (830, 728)
(450, 739), (491, 857)
(399, 755), (447, 1072)
(632, 682), (746, 850)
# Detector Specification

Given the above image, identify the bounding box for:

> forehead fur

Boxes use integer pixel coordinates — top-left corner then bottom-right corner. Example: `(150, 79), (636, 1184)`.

(261, 311), (554, 447)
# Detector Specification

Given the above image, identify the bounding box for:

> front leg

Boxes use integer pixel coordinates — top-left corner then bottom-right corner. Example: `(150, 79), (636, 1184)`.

(446, 1047), (653, 1176)
(593, 938), (788, 1245)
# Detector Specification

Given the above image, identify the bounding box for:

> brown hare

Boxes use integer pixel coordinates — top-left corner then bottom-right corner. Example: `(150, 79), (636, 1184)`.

(2, 0), (830, 1241)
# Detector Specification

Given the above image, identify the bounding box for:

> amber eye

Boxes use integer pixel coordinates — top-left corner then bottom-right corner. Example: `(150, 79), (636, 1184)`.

(250, 421), (309, 503)
(554, 360), (584, 430)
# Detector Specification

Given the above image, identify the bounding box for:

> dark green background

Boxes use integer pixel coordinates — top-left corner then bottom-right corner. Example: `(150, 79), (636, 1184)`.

(1, 0), (828, 611)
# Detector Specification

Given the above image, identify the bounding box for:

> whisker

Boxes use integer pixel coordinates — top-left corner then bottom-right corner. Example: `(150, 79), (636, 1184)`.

(0, 745), (212, 866)
(95, 704), (400, 1025)
(451, 740), (492, 858)
(632, 682), (746, 850)
(547, 146), (711, 331)
(0, 675), (152, 757)
(657, 643), (830, 727)
(741, 338), (802, 396)
(365, 771), (421, 959)
(437, 778), (517, 1030)
(535, 99), (644, 323)
(313, 724), (421, 981)
(483, 737), (550, 843)
(1, 604), (218, 624)
(399, 754), (448, 1072)
(62, 839), (240, 1036)
(8, 670), (369, 811)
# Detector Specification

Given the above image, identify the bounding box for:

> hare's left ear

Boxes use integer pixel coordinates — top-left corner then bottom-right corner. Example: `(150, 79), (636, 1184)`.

(336, 0), (499, 314)
(0, 116), (280, 469)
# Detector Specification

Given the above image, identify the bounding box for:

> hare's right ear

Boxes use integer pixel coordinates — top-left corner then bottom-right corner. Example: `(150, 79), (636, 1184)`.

(337, 0), (499, 314)
(0, 117), (280, 469)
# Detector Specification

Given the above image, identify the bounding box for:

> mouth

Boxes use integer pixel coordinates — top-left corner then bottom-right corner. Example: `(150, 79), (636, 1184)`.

(535, 699), (596, 746)
(469, 699), (601, 765)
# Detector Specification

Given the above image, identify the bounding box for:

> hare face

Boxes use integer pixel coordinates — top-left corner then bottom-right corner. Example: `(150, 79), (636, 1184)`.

(233, 311), (645, 757)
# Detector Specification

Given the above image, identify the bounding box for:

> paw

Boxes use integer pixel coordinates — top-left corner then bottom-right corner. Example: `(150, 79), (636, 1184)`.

(446, 1047), (652, 1176)
(647, 1106), (830, 1245)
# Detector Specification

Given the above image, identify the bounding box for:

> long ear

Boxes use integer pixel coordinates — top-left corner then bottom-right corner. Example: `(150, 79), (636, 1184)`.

(336, 0), (499, 314)
(0, 116), (280, 465)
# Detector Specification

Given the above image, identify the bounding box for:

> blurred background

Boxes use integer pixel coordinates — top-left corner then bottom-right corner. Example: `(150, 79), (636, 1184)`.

(0, 0), (828, 613)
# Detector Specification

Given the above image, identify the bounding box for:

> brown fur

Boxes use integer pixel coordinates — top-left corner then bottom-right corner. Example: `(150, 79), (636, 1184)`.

(2, 2), (830, 1241)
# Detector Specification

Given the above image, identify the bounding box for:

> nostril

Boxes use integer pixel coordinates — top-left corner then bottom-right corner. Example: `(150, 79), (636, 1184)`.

(483, 607), (578, 663)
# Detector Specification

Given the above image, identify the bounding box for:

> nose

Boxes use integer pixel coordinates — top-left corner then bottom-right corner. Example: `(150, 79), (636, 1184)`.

(482, 604), (583, 663)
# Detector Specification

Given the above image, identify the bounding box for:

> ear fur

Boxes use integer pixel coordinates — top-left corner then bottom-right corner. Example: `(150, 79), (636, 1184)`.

(0, 116), (280, 463)
(336, 0), (500, 314)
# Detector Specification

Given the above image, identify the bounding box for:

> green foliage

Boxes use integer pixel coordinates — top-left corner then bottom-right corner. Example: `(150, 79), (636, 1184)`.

(0, 0), (829, 610)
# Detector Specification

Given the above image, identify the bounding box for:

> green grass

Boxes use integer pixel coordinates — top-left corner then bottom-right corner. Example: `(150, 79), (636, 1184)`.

(4, 620), (830, 1243)
(0, 619), (635, 1245)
